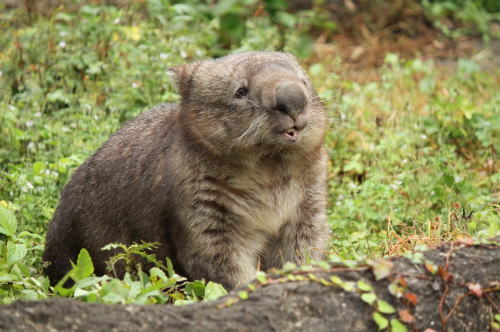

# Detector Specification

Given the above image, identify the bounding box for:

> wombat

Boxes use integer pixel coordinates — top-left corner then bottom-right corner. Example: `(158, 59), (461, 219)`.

(43, 52), (331, 289)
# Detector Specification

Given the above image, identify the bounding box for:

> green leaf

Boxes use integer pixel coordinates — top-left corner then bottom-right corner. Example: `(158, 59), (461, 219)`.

(390, 318), (408, 332)
(6, 242), (28, 263)
(149, 267), (168, 281)
(256, 271), (267, 283)
(357, 280), (373, 292)
(185, 280), (206, 298)
(71, 249), (94, 281)
(32, 161), (44, 175)
(204, 281), (227, 301)
(373, 312), (389, 330)
(377, 299), (396, 314)
(238, 290), (249, 299)
(166, 257), (175, 278)
(0, 206), (17, 236)
(361, 292), (377, 305)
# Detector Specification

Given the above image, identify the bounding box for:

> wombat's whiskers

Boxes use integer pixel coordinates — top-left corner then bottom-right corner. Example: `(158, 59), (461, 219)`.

(233, 113), (267, 147)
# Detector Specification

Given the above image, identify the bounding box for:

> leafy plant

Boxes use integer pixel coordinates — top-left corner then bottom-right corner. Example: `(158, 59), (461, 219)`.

(0, 205), (49, 304)
(422, 0), (500, 41)
(51, 243), (227, 305)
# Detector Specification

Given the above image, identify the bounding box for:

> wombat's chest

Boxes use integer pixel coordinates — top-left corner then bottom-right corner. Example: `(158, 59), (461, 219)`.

(227, 176), (303, 235)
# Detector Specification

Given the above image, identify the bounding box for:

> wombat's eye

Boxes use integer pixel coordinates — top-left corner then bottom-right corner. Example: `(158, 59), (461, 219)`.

(235, 87), (249, 99)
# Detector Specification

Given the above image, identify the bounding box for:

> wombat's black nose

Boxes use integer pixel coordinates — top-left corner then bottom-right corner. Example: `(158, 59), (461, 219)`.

(275, 81), (307, 119)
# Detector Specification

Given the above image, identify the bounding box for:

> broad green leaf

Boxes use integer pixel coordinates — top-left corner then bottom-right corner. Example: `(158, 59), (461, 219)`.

(75, 276), (108, 289)
(357, 280), (373, 292)
(71, 249), (94, 280)
(6, 242), (28, 263)
(74, 288), (91, 297)
(204, 281), (227, 301)
(256, 271), (267, 283)
(150, 267), (168, 281)
(0, 206), (17, 236)
(20, 289), (39, 300)
(342, 282), (355, 292)
(0, 274), (18, 282)
(390, 318), (408, 332)
(373, 312), (389, 330)
(185, 280), (205, 298)
(361, 292), (377, 305)
(102, 292), (125, 304)
(32, 161), (44, 175)
(377, 299), (396, 314)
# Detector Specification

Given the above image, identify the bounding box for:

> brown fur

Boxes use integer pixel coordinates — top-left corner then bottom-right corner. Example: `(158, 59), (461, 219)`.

(43, 52), (331, 289)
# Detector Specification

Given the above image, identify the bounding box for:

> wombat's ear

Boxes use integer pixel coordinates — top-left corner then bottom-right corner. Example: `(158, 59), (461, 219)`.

(168, 63), (197, 98)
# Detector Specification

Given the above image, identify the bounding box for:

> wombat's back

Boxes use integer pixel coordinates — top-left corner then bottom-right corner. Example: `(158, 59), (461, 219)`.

(43, 104), (180, 283)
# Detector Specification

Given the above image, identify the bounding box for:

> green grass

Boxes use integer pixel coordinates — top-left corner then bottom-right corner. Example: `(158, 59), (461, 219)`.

(0, 2), (498, 304)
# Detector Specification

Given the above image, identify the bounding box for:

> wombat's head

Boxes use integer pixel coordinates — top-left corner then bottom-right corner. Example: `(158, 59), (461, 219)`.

(170, 52), (327, 156)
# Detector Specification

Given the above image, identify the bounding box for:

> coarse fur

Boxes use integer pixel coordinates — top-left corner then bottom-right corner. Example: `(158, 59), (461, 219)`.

(43, 52), (331, 289)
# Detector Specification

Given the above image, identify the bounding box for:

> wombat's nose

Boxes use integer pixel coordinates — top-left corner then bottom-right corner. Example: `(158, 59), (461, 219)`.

(275, 81), (307, 119)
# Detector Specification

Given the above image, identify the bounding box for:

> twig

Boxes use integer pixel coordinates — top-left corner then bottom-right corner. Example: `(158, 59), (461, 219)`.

(438, 243), (457, 332)
(439, 285), (450, 332)
(484, 293), (500, 313)
(399, 273), (434, 281)
(445, 293), (467, 321)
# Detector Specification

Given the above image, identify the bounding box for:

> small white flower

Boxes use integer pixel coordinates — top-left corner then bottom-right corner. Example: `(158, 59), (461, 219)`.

(59, 31), (68, 37)
(131, 82), (139, 88)
(402, 159), (408, 164)
(180, 50), (187, 58)
(335, 201), (341, 206)
(26, 182), (34, 190)
(34, 112), (42, 117)
(431, 191), (435, 196)
(454, 176), (462, 183)
(420, 134), (427, 140)
(25, 120), (34, 127)
(58, 41), (66, 49)
(113, 18), (120, 24)
(8, 105), (15, 111)
(159, 53), (168, 60)
(27, 142), (36, 150)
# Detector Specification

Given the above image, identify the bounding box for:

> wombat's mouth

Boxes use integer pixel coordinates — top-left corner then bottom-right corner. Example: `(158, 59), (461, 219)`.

(281, 128), (300, 143)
